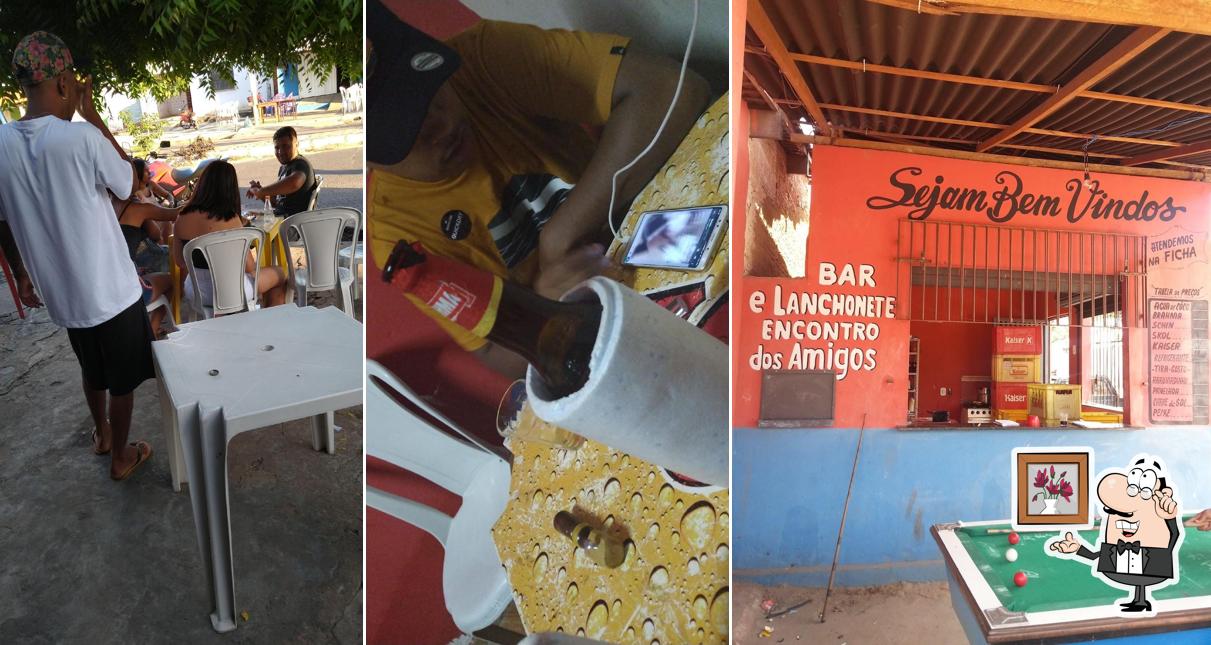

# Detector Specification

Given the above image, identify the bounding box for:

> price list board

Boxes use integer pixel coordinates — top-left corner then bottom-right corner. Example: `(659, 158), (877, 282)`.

(1149, 299), (1210, 424)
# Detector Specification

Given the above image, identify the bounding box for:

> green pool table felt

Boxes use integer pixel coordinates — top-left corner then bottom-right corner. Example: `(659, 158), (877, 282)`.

(955, 520), (1211, 614)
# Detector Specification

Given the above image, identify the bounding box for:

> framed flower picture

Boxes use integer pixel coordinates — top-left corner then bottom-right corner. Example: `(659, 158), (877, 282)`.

(1011, 448), (1093, 529)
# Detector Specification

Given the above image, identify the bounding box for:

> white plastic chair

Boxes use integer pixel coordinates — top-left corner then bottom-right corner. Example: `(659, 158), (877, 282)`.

(182, 228), (264, 320)
(308, 175), (324, 211)
(365, 360), (513, 635)
(282, 207), (358, 317)
(343, 84), (362, 113)
(337, 241), (364, 305)
(146, 293), (173, 328)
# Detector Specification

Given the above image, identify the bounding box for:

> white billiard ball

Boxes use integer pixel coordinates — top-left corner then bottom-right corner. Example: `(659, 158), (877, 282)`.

(1006, 548), (1019, 562)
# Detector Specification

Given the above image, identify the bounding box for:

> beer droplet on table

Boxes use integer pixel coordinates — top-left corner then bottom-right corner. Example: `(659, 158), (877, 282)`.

(622, 540), (636, 569)
(658, 484), (674, 509)
(630, 492), (643, 514)
(687, 557), (701, 575)
(532, 552), (548, 579)
(586, 600), (609, 638)
(643, 618), (655, 640)
(604, 478), (621, 500)
(649, 566), (669, 587)
(681, 502), (717, 550)
(566, 582), (578, 602)
(693, 594), (709, 620)
(531, 490), (543, 508)
(647, 522), (660, 540)
(716, 544), (729, 560)
(710, 588), (729, 635)
(612, 598), (622, 615)
(625, 626), (635, 640)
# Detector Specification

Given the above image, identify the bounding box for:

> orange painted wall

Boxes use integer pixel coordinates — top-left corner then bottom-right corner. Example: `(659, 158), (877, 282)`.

(734, 144), (1211, 428)
(729, 0), (749, 427)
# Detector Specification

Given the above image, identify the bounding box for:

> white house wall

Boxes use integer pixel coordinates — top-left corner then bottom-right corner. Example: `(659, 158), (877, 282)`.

(187, 67), (255, 117)
(101, 89), (158, 128)
(296, 55), (337, 98)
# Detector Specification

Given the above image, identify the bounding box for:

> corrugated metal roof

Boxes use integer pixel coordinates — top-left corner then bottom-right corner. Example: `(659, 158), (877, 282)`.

(744, 0), (1211, 172)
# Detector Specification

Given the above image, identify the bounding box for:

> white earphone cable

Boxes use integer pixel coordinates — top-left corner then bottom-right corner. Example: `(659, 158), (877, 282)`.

(606, 0), (699, 241)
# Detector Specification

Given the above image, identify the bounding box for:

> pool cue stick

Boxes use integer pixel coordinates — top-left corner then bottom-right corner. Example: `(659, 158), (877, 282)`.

(819, 412), (866, 623)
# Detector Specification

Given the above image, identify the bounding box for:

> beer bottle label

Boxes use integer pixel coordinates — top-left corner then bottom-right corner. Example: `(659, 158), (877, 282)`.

(386, 241), (503, 338)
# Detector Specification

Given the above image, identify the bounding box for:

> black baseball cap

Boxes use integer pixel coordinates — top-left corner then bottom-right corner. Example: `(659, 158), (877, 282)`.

(367, 0), (462, 165)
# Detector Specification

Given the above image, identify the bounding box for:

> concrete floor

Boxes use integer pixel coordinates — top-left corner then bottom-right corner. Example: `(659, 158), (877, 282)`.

(0, 293), (362, 643)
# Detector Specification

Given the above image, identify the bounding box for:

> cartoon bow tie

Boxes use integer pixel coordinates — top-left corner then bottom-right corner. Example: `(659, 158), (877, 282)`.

(1115, 539), (1141, 555)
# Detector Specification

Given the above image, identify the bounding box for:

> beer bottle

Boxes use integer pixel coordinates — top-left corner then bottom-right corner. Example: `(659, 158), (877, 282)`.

(383, 241), (601, 398)
(553, 511), (626, 568)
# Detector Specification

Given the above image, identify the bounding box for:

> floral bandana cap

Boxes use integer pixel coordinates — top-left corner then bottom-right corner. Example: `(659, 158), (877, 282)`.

(11, 31), (73, 87)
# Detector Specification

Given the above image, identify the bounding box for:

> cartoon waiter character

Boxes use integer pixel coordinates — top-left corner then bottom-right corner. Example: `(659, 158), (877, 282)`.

(1048, 456), (1182, 613)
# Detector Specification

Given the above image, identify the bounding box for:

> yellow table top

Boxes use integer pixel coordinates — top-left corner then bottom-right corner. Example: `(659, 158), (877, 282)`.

(491, 94), (730, 643)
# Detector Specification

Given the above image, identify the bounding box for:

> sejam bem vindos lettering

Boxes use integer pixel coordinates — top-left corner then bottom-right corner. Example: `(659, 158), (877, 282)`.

(865, 167), (1186, 224)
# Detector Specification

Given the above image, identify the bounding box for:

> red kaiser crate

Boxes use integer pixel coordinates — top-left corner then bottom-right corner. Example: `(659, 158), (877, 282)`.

(993, 383), (1029, 410)
(994, 326), (1042, 355)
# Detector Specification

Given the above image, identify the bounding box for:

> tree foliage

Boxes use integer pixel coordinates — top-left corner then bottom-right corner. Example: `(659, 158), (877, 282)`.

(0, 0), (362, 104)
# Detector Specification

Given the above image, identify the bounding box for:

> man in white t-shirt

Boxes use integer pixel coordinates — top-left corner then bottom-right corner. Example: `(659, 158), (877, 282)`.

(0, 31), (154, 481)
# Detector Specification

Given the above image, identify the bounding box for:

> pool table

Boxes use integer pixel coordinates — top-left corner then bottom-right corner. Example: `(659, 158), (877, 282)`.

(933, 518), (1211, 644)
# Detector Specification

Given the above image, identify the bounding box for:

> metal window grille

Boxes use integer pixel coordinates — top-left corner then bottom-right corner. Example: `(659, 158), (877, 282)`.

(896, 219), (1147, 329)
(1086, 312), (1124, 408)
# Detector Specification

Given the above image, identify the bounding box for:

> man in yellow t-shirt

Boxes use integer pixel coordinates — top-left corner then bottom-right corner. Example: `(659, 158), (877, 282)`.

(366, 0), (710, 376)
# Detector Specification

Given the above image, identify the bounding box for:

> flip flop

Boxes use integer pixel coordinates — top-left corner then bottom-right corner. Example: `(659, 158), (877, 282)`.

(92, 428), (110, 456)
(111, 441), (153, 481)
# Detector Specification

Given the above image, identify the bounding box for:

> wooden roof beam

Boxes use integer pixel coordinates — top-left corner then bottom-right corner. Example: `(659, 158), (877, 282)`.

(977, 26), (1169, 152)
(833, 126), (1131, 160)
(789, 53), (1057, 94)
(865, 1), (1211, 37)
(1120, 139), (1211, 166)
(779, 51), (1211, 117)
(813, 102), (1181, 148)
(751, 131), (1211, 182)
(746, 0), (832, 136)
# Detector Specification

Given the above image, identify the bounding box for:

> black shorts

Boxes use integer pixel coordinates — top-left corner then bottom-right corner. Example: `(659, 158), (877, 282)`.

(66, 298), (156, 396)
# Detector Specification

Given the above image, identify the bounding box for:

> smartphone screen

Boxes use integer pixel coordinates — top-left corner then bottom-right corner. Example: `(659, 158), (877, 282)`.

(623, 205), (726, 270)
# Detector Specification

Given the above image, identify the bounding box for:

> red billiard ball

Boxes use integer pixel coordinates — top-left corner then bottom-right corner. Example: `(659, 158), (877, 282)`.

(1014, 571), (1028, 587)
(1008, 532), (1020, 545)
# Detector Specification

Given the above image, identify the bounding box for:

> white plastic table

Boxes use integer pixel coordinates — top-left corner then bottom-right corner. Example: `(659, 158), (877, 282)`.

(151, 305), (362, 632)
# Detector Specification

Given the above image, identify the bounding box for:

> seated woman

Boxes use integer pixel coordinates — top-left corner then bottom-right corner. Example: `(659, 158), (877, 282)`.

(111, 158), (180, 335)
(173, 160), (289, 313)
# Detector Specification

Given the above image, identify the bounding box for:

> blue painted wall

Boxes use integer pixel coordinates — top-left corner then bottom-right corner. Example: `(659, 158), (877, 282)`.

(733, 428), (1211, 587)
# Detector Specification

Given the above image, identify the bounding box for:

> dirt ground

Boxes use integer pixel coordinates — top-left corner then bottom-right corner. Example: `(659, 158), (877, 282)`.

(733, 580), (969, 645)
